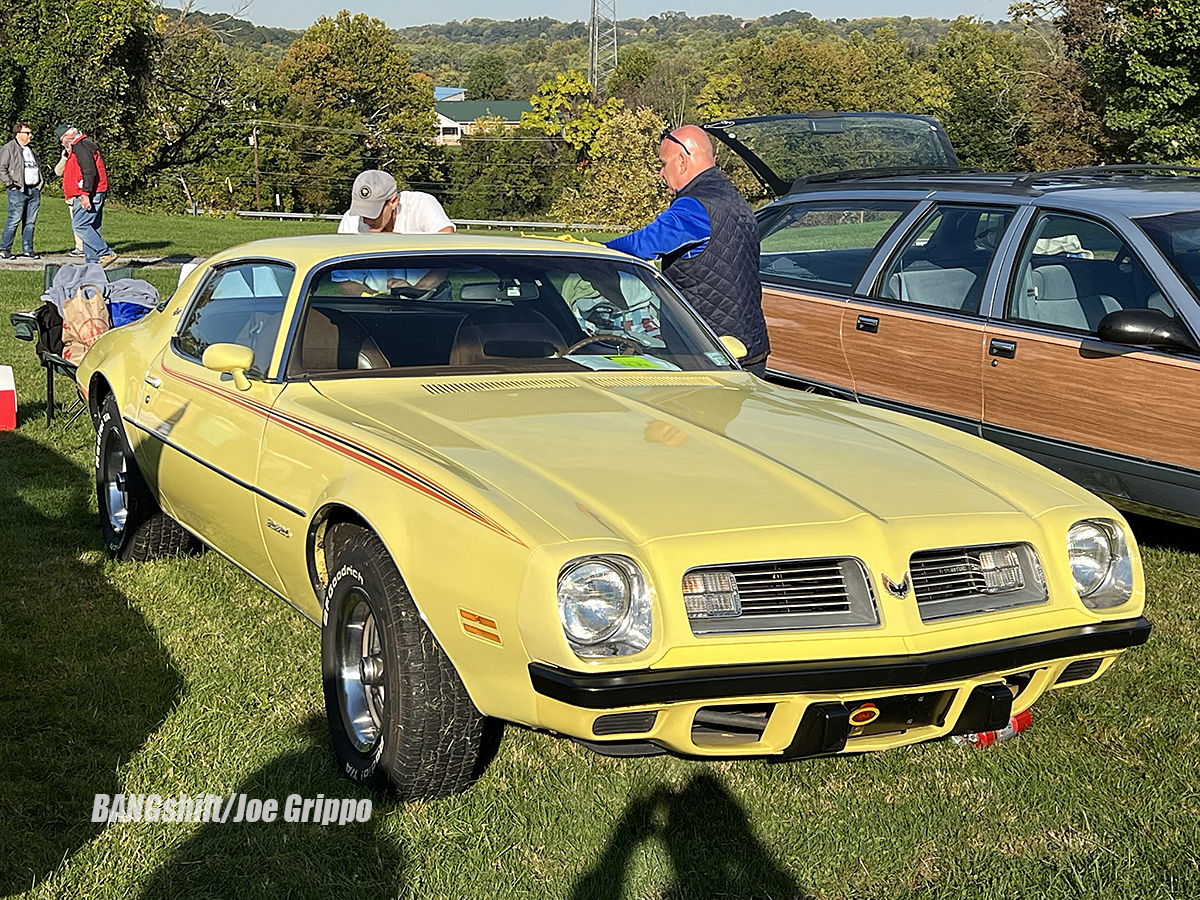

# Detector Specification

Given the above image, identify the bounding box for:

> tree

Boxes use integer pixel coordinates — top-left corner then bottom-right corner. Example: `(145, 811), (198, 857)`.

(466, 52), (511, 100)
(928, 19), (1028, 170)
(552, 107), (670, 228)
(272, 11), (440, 213)
(446, 117), (572, 219)
(1069, 0), (1200, 163)
(521, 70), (622, 155)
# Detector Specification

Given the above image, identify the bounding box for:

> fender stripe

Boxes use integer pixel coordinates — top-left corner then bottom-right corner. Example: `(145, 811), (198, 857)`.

(159, 363), (525, 545)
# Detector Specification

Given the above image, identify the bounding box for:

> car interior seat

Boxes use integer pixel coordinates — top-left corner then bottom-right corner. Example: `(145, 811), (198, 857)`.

(300, 308), (389, 371)
(448, 306), (567, 366)
(1028, 264), (1120, 331)
(885, 267), (979, 310)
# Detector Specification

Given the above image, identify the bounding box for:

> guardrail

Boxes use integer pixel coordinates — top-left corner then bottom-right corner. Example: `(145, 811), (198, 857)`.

(186, 209), (621, 232)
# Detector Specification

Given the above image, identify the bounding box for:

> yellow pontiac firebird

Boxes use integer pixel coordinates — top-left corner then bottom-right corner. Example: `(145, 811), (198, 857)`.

(78, 234), (1150, 799)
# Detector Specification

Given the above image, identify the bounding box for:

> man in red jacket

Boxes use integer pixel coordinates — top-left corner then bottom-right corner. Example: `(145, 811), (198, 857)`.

(54, 124), (116, 266)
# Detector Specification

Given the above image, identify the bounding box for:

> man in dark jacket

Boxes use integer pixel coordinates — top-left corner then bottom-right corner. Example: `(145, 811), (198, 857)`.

(0, 123), (43, 259)
(606, 125), (768, 375)
(54, 124), (116, 266)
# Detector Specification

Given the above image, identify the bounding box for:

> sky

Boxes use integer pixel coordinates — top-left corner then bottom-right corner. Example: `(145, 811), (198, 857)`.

(230, 0), (1011, 32)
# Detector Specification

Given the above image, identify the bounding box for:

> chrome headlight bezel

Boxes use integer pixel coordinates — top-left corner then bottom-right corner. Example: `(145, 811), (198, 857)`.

(557, 555), (652, 658)
(1067, 519), (1134, 609)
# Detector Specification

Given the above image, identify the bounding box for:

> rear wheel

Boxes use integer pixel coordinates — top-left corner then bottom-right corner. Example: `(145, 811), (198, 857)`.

(95, 394), (194, 560)
(321, 524), (492, 798)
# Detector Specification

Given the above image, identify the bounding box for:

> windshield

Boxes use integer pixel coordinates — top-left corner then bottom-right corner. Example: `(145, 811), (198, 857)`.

(288, 254), (737, 377)
(706, 114), (957, 197)
(1135, 211), (1200, 303)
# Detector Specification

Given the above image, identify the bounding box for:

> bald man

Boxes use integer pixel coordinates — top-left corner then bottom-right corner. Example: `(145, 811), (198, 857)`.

(606, 125), (768, 375)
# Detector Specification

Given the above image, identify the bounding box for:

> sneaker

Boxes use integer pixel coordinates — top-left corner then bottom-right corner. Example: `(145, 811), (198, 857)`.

(0, 250), (11, 260)
(99, 252), (120, 268)
(69, 248), (85, 257)
(19, 251), (40, 260)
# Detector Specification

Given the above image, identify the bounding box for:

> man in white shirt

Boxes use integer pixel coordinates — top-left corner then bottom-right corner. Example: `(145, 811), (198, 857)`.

(336, 170), (455, 235)
(334, 170), (454, 296)
(0, 123), (43, 259)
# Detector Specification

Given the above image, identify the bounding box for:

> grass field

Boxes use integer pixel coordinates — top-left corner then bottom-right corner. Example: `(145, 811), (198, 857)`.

(0, 209), (1198, 899)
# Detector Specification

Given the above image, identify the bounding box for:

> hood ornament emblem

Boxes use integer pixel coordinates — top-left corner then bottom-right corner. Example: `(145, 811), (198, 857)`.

(883, 572), (910, 599)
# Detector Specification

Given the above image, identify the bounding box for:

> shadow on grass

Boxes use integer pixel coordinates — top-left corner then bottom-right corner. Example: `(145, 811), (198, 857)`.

(571, 771), (810, 900)
(113, 241), (171, 253)
(0, 432), (184, 896)
(1125, 512), (1200, 553)
(135, 717), (405, 899)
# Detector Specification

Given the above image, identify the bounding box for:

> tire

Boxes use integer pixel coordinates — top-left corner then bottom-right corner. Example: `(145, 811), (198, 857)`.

(321, 524), (492, 799)
(95, 394), (195, 561)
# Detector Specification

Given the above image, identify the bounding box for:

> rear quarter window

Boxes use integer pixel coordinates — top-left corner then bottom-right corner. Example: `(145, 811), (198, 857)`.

(759, 200), (916, 295)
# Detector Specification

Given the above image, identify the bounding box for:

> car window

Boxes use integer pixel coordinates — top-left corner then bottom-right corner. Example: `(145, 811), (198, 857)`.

(759, 200), (916, 295)
(1135, 210), (1200, 306)
(174, 262), (295, 377)
(290, 254), (738, 377)
(1007, 212), (1173, 334)
(876, 204), (1015, 313)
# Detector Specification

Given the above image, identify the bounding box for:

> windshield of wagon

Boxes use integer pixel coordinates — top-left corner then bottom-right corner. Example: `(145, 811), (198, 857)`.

(288, 254), (738, 377)
(1135, 210), (1200, 303)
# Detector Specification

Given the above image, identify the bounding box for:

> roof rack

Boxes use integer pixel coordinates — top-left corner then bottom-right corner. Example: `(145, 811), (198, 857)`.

(1011, 165), (1200, 188)
(794, 166), (985, 187)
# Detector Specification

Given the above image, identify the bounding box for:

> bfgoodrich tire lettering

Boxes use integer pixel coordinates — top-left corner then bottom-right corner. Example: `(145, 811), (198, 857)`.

(321, 523), (491, 799)
(94, 394), (194, 561)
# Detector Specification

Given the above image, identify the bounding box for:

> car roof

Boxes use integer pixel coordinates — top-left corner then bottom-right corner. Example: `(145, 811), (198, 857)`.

(204, 233), (632, 268)
(777, 169), (1200, 217)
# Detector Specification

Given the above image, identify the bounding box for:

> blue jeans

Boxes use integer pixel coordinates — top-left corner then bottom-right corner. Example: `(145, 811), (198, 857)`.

(71, 191), (113, 262)
(2, 186), (40, 254)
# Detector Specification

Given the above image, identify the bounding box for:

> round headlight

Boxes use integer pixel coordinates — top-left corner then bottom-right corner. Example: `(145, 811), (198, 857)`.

(558, 559), (632, 645)
(1068, 521), (1113, 598)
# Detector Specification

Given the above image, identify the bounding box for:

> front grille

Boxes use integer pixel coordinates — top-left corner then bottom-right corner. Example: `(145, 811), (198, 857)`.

(910, 543), (1047, 621)
(684, 557), (877, 634)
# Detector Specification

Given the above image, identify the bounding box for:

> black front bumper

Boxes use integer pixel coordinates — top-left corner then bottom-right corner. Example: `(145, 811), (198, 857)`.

(529, 617), (1152, 710)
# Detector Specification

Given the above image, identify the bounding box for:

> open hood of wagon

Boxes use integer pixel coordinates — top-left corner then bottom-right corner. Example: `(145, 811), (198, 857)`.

(306, 374), (1092, 544)
(704, 112), (958, 198)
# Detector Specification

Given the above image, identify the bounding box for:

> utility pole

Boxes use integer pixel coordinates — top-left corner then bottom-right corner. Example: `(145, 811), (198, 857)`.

(251, 121), (261, 212)
(588, 0), (618, 93)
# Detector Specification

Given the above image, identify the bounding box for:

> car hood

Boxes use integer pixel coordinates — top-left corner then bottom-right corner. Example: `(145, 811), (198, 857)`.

(309, 373), (1092, 543)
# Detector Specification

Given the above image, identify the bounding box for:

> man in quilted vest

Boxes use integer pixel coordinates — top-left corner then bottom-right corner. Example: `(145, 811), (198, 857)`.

(606, 125), (769, 375)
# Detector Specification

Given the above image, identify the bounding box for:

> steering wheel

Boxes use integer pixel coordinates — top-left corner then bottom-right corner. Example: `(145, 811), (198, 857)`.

(561, 333), (644, 356)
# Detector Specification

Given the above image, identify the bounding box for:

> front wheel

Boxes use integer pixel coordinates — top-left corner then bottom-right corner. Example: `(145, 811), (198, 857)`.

(321, 524), (493, 799)
(95, 394), (195, 560)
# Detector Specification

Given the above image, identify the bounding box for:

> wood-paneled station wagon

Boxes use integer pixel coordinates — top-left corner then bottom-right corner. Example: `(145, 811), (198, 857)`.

(707, 112), (1200, 525)
(78, 233), (1148, 799)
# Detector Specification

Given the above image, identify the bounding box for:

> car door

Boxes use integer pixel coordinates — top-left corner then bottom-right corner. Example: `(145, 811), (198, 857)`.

(135, 261), (294, 586)
(839, 202), (1018, 431)
(981, 208), (1200, 513)
(759, 198), (921, 395)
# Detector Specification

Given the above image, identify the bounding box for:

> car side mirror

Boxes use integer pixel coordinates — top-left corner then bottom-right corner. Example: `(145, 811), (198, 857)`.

(202, 343), (255, 391)
(1096, 309), (1199, 353)
(719, 335), (748, 360)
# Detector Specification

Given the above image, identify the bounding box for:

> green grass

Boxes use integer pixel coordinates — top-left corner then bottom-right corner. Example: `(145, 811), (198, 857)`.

(20, 202), (614, 260)
(22, 204), (339, 259)
(0, 227), (1198, 899)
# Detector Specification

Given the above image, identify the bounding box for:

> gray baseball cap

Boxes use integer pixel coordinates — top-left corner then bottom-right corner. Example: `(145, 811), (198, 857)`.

(348, 170), (398, 219)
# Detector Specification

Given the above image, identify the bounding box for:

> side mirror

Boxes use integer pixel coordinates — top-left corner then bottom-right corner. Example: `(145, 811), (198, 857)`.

(1096, 309), (1199, 353)
(202, 343), (255, 391)
(719, 335), (749, 360)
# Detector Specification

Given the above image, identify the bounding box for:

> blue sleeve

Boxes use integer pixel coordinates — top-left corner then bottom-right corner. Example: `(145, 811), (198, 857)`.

(605, 197), (711, 260)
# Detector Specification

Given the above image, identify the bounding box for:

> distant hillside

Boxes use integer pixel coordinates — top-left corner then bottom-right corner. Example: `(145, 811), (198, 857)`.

(162, 7), (1014, 66)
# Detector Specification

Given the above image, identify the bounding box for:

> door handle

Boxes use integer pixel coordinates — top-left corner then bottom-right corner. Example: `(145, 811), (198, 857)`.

(144, 375), (162, 388)
(856, 315), (879, 334)
(988, 339), (1017, 359)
